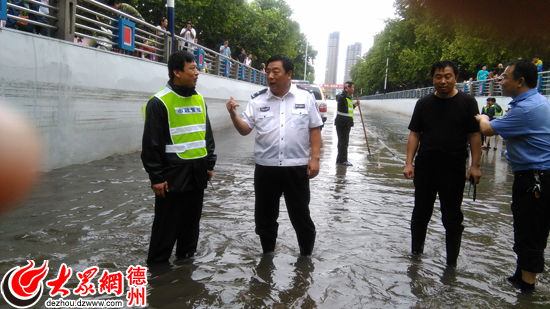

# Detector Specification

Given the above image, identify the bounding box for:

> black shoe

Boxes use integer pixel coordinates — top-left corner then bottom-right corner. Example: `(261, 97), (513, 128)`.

(507, 271), (535, 292)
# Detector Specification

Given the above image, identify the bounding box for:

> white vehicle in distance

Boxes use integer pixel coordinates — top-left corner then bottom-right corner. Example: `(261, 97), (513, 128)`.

(296, 84), (327, 129)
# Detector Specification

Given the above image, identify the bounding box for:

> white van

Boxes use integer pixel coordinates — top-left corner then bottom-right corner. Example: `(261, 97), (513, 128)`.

(296, 84), (327, 129)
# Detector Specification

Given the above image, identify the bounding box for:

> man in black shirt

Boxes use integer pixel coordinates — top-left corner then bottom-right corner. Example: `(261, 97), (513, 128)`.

(403, 60), (482, 267)
(238, 48), (247, 64)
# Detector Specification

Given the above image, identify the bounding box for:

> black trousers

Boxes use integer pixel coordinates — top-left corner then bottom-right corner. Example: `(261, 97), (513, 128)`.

(411, 167), (466, 263)
(336, 125), (351, 163)
(254, 164), (316, 255)
(147, 189), (204, 263)
(511, 170), (550, 273)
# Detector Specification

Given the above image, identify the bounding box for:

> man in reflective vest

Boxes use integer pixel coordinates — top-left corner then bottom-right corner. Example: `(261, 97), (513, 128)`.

(141, 50), (217, 263)
(484, 97), (502, 150)
(334, 81), (359, 166)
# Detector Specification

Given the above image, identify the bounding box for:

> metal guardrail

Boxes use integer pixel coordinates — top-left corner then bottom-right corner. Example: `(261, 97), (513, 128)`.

(1, 0), (266, 86)
(361, 71), (550, 100)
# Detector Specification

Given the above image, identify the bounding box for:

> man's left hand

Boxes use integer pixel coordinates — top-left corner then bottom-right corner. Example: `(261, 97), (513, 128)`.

(207, 170), (213, 181)
(307, 159), (319, 179)
(466, 166), (481, 185)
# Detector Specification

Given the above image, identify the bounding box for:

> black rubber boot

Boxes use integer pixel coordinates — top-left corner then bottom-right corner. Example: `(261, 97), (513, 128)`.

(445, 230), (463, 267)
(411, 225), (427, 255)
(298, 231), (316, 257)
(259, 235), (276, 254)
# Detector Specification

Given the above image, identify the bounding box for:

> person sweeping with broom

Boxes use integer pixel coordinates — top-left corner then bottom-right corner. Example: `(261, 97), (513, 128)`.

(335, 81), (360, 166)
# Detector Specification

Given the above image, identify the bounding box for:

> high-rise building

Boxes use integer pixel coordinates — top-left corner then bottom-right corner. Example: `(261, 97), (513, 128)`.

(324, 32), (339, 95)
(344, 42), (362, 83)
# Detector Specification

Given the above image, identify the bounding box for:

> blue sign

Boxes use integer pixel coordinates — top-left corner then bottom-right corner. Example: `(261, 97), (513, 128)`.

(113, 18), (135, 52)
(222, 59), (231, 76)
(193, 48), (205, 70)
(239, 65), (246, 80)
(0, 0), (6, 21)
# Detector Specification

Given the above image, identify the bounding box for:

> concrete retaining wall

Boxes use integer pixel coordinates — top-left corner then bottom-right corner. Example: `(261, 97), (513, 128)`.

(0, 29), (263, 171)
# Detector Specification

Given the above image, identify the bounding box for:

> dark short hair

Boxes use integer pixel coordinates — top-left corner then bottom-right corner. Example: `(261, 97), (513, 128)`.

(168, 50), (196, 82)
(159, 16), (167, 25)
(107, 0), (119, 6)
(507, 59), (538, 88)
(487, 97), (496, 102)
(430, 60), (458, 77)
(345, 81), (354, 88)
(186, 19), (192, 24)
(267, 54), (294, 76)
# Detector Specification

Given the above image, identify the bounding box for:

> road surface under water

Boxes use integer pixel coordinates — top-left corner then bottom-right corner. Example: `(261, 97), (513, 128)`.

(1, 100), (549, 308)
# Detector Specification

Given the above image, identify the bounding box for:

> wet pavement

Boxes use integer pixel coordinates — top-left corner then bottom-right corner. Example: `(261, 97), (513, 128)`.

(1, 100), (549, 308)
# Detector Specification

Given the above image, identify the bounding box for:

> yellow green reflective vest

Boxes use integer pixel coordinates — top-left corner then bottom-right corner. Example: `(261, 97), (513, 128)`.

(142, 86), (208, 160)
(337, 96), (354, 119)
(494, 104), (503, 117)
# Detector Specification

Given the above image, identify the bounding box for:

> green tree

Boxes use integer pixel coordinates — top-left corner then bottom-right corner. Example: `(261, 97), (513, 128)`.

(351, 0), (550, 94)
(122, 0), (317, 77)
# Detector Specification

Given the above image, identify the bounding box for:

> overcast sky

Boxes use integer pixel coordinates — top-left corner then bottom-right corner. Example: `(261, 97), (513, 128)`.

(284, 0), (397, 85)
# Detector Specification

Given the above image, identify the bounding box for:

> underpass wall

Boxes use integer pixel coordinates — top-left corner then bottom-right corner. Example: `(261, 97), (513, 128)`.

(0, 29), (263, 170)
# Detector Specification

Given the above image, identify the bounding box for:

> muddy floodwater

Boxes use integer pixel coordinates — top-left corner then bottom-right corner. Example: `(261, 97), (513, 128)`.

(1, 101), (549, 308)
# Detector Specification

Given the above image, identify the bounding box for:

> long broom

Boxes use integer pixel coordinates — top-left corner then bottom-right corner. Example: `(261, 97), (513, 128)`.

(356, 96), (375, 163)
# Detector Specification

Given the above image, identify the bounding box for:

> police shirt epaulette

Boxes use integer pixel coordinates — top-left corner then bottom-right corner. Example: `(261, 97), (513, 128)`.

(296, 85), (313, 94)
(251, 88), (268, 99)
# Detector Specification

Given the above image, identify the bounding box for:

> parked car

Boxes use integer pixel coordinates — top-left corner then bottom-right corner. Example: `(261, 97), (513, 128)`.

(297, 84), (327, 129)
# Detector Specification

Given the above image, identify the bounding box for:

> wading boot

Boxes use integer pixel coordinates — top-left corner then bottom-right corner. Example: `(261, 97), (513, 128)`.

(259, 235), (276, 254)
(411, 225), (427, 255)
(445, 231), (463, 267)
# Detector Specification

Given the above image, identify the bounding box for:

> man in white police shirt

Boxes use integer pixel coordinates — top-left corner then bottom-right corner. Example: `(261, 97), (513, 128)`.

(226, 54), (323, 256)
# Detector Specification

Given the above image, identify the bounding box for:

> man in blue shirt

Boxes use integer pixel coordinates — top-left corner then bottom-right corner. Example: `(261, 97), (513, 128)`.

(476, 59), (550, 291)
(219, 40), (232, 59)
(477, 66), (489, 81)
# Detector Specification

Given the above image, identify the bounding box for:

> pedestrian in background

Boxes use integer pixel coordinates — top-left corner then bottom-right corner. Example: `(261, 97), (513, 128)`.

(141, 50), (217, 263)
(334, 81), (359, 166)
(237, 48), (247, 64)
(226, 54), (323, 256)
(245, 53), (252, 66)
(180, 19), (196, 51)
(219, 40), (231, 59)
(476, 59), (550, 291)
(403, 60), (482, 268)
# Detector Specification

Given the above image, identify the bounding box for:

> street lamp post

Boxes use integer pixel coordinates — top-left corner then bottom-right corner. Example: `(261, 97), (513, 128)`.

(384, 41), (390, 95)
(167, 0), (174, 52)
(304, 40), (308, 81)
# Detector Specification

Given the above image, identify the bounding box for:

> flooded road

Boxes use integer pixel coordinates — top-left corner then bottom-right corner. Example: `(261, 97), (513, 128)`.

(1, 100), (549, 308)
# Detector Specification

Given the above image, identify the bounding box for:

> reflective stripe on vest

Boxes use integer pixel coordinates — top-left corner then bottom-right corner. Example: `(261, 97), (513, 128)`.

(494, 104), (503, 117)
(337, 97), (354, 119)
(144, 87), (208, 160)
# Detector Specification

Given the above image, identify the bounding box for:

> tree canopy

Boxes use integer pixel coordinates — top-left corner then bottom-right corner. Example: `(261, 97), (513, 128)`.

(351, 0), (550, 95)
(122, 0), (317, 83)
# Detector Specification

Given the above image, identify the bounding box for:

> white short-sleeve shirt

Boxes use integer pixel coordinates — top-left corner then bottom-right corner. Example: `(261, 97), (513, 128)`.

(241, 84), (323, 166)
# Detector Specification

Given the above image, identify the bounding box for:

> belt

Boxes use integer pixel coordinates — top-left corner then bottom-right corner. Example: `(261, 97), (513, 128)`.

(514, 169), (549, 177)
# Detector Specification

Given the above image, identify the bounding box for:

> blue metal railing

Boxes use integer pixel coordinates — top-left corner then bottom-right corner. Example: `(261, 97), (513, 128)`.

(1, 0), (266, 86)
(360, 71), (550, 100)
